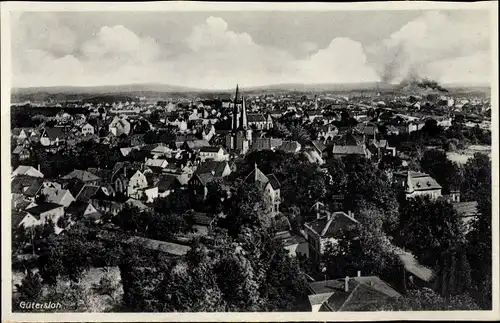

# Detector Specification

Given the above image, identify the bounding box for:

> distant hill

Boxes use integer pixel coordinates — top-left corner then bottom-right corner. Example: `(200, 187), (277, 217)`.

(11, 81), (490, 103)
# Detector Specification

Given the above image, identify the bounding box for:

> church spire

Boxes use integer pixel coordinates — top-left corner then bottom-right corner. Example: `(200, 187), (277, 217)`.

(240, 96), (248, 129)
(232, 84), (240, 131)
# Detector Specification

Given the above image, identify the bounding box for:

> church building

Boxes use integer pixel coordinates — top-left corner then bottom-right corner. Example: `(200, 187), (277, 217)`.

(226, 85), (253, 155)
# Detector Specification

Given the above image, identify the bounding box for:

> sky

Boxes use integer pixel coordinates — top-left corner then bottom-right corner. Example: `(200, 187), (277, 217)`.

(10, 10), (492, 89)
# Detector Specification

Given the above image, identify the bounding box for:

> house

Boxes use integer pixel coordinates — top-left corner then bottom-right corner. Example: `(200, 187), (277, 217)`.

(41, 187), (75, 207)
(251, 138), (283, 152)
(108, 116), (131, 136)
(156, 174), (181, 197)
(66, 201), (102, 223)
(12, 128), (28, 140)
(12, 145), (31, 160)
(61, 170), (101, 185)
(23, 202), (65, 229)
(145, 158), (169, 169)
(90, 188), (126, 216)
(276, 230), (309, 258)
(116, 169), (148, 199)
(12, 165), (44, 178)
(73, 184), (101, 203)
(247, 114), (273, 130)
(310, 140), (329, 159)
(244, 164), (281, 216)
(11, 176), (44, 200)
(199, 146), (230, 162)
(40, 127), (71, 146)
(125, 198), (151, 212)
(304, 211), (358, 270)
(317, 124), (338, 141)
(81, 123), (95, 136)
(331, 145), (372, 159)
(307, 275), (401, 311)
(202, 125), (216, 141)
(188, 161), (231, 197)
(392, 170), (442, 200)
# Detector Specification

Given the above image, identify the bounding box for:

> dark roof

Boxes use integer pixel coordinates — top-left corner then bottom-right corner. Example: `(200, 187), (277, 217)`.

(66, 181), (86, 198)
(66, 201), (93, 218)
(192, 172), (215, 186)
(199, 146), (225, 153)
(26, 202), (63, 215)
(267, 174), (281, 190)
(195, 161), (228, 177)
(157, 174), (180, 192)
(305, 212), (358, 237)
(75, 185), (101, 202)
(311, 140), (327, 153)
(11, 176), (43, 197)
(42, 127), (69, 141)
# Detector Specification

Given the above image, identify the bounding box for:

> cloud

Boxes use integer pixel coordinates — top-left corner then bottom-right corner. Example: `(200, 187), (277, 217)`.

(82, 25), (161, 64)
(368, 11), (491, 83)
(301, 41), (318, 54)
(12, 13), (491, 88)
(12, 12), (77, 56)
(298, 38), (379, 83)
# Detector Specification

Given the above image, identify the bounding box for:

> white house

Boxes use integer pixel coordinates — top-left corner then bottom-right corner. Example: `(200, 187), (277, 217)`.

(81, 123), (95, 136)
(199, 146), (230, 161)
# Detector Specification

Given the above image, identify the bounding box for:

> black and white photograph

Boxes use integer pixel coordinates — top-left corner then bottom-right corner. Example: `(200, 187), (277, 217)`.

(2, 1), (498, 320)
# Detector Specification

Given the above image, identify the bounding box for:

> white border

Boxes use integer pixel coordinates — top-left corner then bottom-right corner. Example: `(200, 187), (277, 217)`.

(1, 1), (499, 322)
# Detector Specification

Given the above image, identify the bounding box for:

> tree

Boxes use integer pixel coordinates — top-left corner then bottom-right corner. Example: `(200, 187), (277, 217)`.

(398, 196), (466, 268)
(460, 153), (491, 202)
(420, 149), (462, 194)
(326, 156), (399, 231)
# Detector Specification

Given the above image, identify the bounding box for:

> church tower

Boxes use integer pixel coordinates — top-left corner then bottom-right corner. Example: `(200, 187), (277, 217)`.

(232, 84), (240, 132)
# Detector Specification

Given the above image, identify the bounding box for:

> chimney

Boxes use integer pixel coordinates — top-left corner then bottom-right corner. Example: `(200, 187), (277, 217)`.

(316, 211), (320, 219)
(124, 167), (127, 178)
(345, 276), (350, 292)
(357, 270), (361, 277)
(37, 164), (41, 172)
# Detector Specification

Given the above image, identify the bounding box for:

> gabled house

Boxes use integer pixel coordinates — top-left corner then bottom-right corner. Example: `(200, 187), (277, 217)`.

(189, 161), (232, 197)
(108, 116), (131, 136)
(81, 123), (95, 136)
(310, 140), (329, 159)
(392, 170), (442, 200)
(23, 202), (65, 230)
(247, 114), (273, 130)
(304, 211), (358, 270)
(244, 164), (281, 216)
(66, 201), (102, 223)
(11, 176), (44, 201)
(12, 145), (31, 161)
(41, 187), (75, 207)
(12, 165), (44, 178)
(156, 174), (181, 197)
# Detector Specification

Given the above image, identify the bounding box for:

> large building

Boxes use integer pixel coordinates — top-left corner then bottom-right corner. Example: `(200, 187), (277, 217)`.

(393, 170), (442, 200)
(226, 85), (253, 155)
